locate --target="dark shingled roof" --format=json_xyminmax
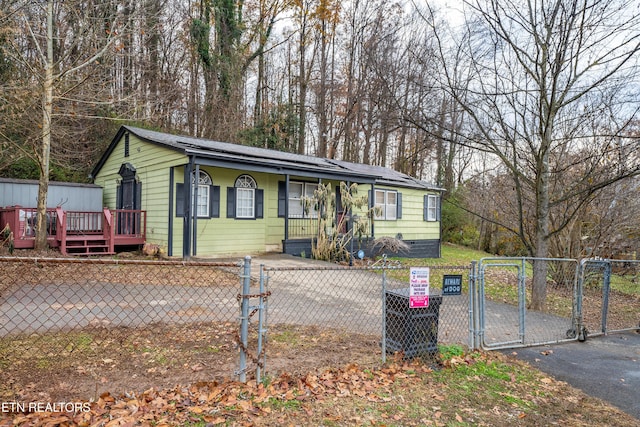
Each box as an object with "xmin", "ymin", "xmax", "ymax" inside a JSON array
[{"xmin": 92, "ymin": 126, "xmax": 442, "ymax": 191}]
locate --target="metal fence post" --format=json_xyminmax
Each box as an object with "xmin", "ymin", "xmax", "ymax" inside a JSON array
[
  {"xmin": 572, "ymin": 260, "xmax": 586, "ymax": 341},
  {"xmin": 256, "ymin": 264, "xmax": 267, "ymax": 383},
  {"xmin": 518, "ymin": 258, "xmax": 526, "ymax": 344},
  {"xmin": 239, "ymin": 255, "xmax": 251, "ymax": 383},
  {"xmin": 468, "ymin": 261, "xmax": 477, "ymax": 350},
  {"xmin": 601, "ymin": 260, "xmax": 612, "ymax": 334},
  {"xmin": 381, "ymin": 255, "xmax": 388, "ymax": 364}
]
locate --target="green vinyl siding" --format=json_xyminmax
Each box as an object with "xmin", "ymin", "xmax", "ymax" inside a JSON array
[
  {"xmin": 93, "ymin": 133, "xmax": 185, "ymax": 251},
  {"xmin": 372, "ymin": 187, "xmax": 439, "ymax": 240},
  {"xmin": 174, "ymin": 167, "xmax": 284, "ymax": 256}
]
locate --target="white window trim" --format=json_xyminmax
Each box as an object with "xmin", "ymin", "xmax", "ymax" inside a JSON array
[
  {"xmin": 427, "ymin": 194, "xmax": 439, "ymax": 221},
  {"xmin": 193, "ymin": 170, "xmax": 212, "ymax": 218},
  {"xmin": 374, "ymin": 189, "xmax": 398, "ymax": 221},
  {"xmin": 235, "ymin": 175, "xmax": 257, "ymax": 219},
  {"xmin": 289, "ymin": 181, "xmax": 319, "ymax": 219}
]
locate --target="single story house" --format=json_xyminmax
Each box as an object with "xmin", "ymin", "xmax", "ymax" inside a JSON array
[{"xmin": 90, "ymin": 126, "xmax": 443, "ymax": 259}]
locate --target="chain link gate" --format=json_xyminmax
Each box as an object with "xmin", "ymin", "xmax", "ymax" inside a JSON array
[
  {"xmin": 474, "ymin": 257, "xmax": 582, "ymax": 350},
  {"xmin": 236, "ymin": 259, "xmax": 474, "ymax": 382},
  {"xmin": 579, "ymin": 259, "xmax": 640, "ymax": 336}
]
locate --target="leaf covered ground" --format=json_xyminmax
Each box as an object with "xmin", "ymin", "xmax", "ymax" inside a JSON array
[{"xmin": 1, "ymin": 337, "xmax": 638, "ymax": 427}]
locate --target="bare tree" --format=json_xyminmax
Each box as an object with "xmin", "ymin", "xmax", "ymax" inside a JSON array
[
  {"xmin": 1, "ymin": 0, "xmax": 122, "ymax": 249},
  {"xmin": 434, "ymin": 0, "xmax": 640, "ymax": 310}
]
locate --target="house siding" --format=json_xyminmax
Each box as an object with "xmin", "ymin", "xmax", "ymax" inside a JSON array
[
  {"xmin": 173, "ymin": 167, "xmax": 286, "ymax": 257},
  {"xmin": 93, "ymin": 132, "xmax": 185, "ymax": 252},
  {"xmin": 92, "ymin": 127, "xmax": 442, "ymax": 259},
  {"xmin": 372, "ymin": 187, "xmax": 440, "ymax": 240}
]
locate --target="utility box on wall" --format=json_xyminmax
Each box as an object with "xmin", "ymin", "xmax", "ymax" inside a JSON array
[{"xmin": 385, "ymin": 288, "xmax": 442, "ymax": 358}]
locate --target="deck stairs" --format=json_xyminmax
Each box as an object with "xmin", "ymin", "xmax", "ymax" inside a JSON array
[{"xmin": 62, "ymin": 234, "xmax": 114, "ymax": 255}]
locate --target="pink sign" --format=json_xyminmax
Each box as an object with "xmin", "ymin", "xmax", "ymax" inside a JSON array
[
  {"xmin": 409, "ymin": 294, "xmax": 430, "ymax": 308},
  {"xmin": 409, "ymin": 267, "xmax": 430, "ymax": 308}
]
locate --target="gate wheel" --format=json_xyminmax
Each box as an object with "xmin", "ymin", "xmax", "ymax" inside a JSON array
[
  {"xmin": 578, "ymin": 327, "xmax": 588, "ymax": 342},
  {"xmin": 566, "ymin": 329, "xmax": 577, "ymax": 339}
]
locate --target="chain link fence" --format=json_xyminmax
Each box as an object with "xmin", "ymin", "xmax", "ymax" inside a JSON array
[
  {"xmin": 1, "ymin": 255, "xmax": 473, "ymax": 399},
  {"xmin": 2, "ymin": 253, "xmax": 636, "ymax": 400},
  {"xmin": 581, "ymin": 259, "xmax": 640, "ymax": 336},
  {"xmin": 0, "ymin": 257, "xmax": 244, "ymax": 401},
  {"xmin": 608, "ymin": 260, "xmax": 640, "ymax": 333},
  {"xmin": 250, "ymin": 263, "xmax": 472, "ymax": 377}
]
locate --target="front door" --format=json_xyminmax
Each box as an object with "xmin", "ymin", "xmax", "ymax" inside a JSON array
[{"xmin": 118, "ymin": 163, "xmax": 140, "ymax": 234}]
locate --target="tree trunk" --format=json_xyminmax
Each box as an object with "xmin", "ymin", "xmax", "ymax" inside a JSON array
[
  {"xmin": 531, "ymin": 147, "xmax": 551, "ymax": 311},
  {"xmin": 297, "ymin": 15, "xmax": 307, "ymax": 155},
  {"xmin": 316, "ymin": 19, "xmax": 328, "ymax": 158},
  {"xmin": 35, "ymin": 0, "xmax": 54, "ymax": 251}
]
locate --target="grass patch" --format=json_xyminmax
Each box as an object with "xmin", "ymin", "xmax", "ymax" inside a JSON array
[
  {"xmin": 611, "ymin": 275, "xmax": 640, "ymax": 296},
  {"xmin": 270, "ymin": 329, "xmax": 299, "ymax": 345},
  {"xmin": 438, "ymin": 343, "xmax": 465, "ymax": 360},
  {"xmin": 1, "ymin": 327, "xmax": 638, "ymax": 426},
  {"xmin": 262, "ymin": 396, "xmax": 304, "ymax": 411}
]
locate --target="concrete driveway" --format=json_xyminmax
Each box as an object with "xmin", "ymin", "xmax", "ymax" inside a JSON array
[{"xmin": 504, "ymin": 331, "xmax": 640, "ymax": 420}]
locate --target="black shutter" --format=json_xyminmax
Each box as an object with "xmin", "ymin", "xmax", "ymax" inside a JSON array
[
  {"xmin": 227, "ymin": 187, "xmax": 236, "ymax": 218},
  {"xmin": 277, "ymin": 181, "xmax": 286, "ymax": 217},
  {"xmin": 437, "ymin": 195, "xmax": 441, "ymax": 221},
  {"xmin": 396, "ymin": 192, "xmax": 402, "ymax": 219},
  {"xmin": 210, "ymin": 185, "xmax": 220, "ymax": 218},
  {"xmin": 176, "ymin": 183, "xmax": 184, "ymax": 217},
  {"xmin": 255, "ymin": 189, "xmax": 264, "ymax": 219},
  {"xmin": 423, "ymin": 195, "xmax": 428, "ymax": 221}
]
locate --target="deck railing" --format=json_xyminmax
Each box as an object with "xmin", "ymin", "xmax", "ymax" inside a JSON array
[
  {"xmin": 287, "ymin": 217, "xmax": 320, "ymax": 238},
  {"xmin": 1, "ymin": 206, "xmax": 145, "ymax": 251},
  {"xmin": 0, "ymin": 206, "xmax": 58, "ymax": 248},
  {"xmin": 286, "ymin": 215, "xmax": 372, "ymax": 239},
  {"xmin": 109, "ymin": 209, "xmax": 146, "ymax": 246}
]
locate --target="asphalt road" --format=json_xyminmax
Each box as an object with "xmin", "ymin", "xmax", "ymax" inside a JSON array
[{"xmin": 504, "ymin": 331, "xmax": 640, "ymax": 420}]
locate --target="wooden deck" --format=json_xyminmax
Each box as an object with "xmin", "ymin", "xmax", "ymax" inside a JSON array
[{"xmin": 0, "ymin": 206, "xmax": 146, "ymax": 255}]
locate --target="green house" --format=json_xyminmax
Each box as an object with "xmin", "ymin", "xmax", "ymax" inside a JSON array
[{"xmin": 91, "ymin": 126, "xmax": 443, "ymax": 259}]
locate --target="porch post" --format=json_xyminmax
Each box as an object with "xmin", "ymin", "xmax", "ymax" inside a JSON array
[
  {"xmin": 370, "ymin": 183, "xmax": 375, "ymax": 239},
  {"xmin": 168, "ymin": 167, "xmax": 174, "ymax": 257},
  {"xmin": 183, "ymin": 157, "xmax": 194, "ymax": 259},
  {"xmin": 348, "ymin": 180, "xmax": 353, "ymax": 266},
  {"xmin": 284, "ymin": 174, "xmax": 290, "ymax": 241},
  {"xmin": 193, "ymin": 164, "xmax": 199, "ymax": 256}
]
